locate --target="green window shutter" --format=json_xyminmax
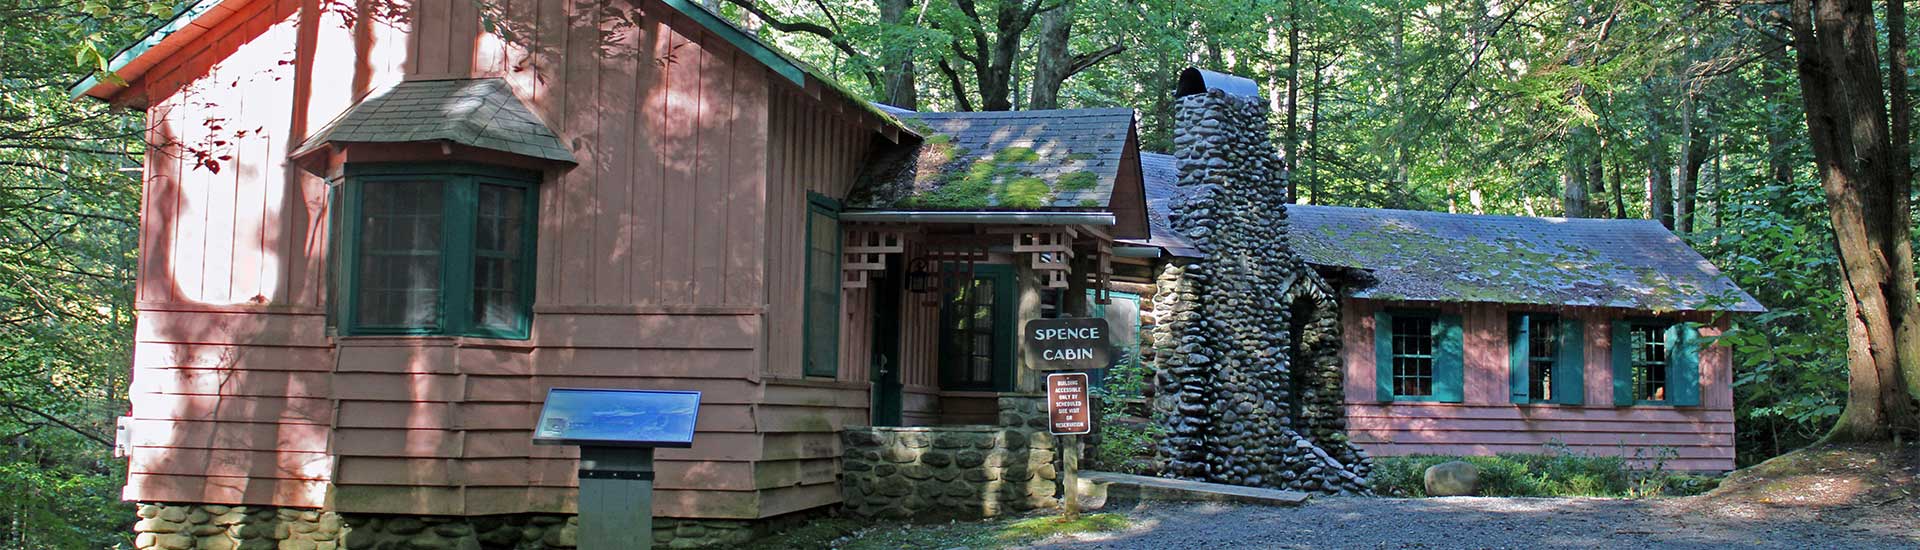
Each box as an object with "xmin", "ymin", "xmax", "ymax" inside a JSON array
[
  {"xmin": 1508, "ymin": 315, "xmax": 1531, "ymax": 404},
  {"xmin": 1553, "ymin": 319, "xmax": 1586, "ymax": 405},
  {"xmin": 1374, "ymin": 311, "xmax": 1394, "ymax": 402},
  {"xmin": 1611, "ymin": 321, "xmax": 1634, "ymax": 406},
  {"xmin": 1668, "ymin": 322, "xmax": 1702, "ymax": 406},
  {"xmin": 1432, "ymin": 313, "xmax": 1465, "ymax": 403}
]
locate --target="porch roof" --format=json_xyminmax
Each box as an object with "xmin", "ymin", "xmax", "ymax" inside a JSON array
[{"xmin": 847, "ymin": 107, "xmax": 1140, "ymax": 214}]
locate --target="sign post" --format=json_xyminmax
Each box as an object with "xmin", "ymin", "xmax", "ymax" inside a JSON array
[
  {"xmin": 534, "ymin": 388, "xmax": 702, "ymax": 549},
  {"xmin": 1024, "ymin": 317, "xmax": 1111, "ymax": 521}
]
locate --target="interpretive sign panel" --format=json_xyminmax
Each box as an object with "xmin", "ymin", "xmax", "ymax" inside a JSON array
[
  {"xmin": 1047, "ymin": 373, "xmax": 1092, "ymax": 435},
  {"xmin": 532, "ymin": 388, "xmax": 701, "ymax": 448},
  {"xmin": 1024, "ymin": 317, "xmax": 1113, "ymax": 371}
]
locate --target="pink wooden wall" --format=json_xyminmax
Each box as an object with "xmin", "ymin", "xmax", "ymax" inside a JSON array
[
  {"xmin": 119, "ymin": 0, "xmax": 884, "ymax": 519},
  {"xmin": 1340, "ymin": 299, "xmax": 1736, "ymax": 471}
]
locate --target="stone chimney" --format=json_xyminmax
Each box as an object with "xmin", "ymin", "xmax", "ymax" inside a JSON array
[{"xmin": 1147, "ymin": 67, "xmax": 1371, "ymax": 494}]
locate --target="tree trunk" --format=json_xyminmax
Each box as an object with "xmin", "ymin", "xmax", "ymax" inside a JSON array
[
  {"xmin": 878, "ymin": 0, "xmax": 917, "ymax": 109},
  {"xmin": 1586, "ymin": 151, "xmax": 1604, "ymax": 216},
  {"xmin": 1306, "ymin": 50, "xmax": 1325, "ymax": 205},
  {"xmin": 1562, "ymin": 138, "xmax": 1589, "ymax": 217},
  {"xmin": 1789, "ymin": 0, "xmax": 1920, "ymax": 441},
  {"xmin": 1284, "ymin": 0, "xmax": 1302, "ymax": 203},
  {"xmin": 1028, "ymin": 0, "xmax": 1074, "ymax": 110},
  {"xmin": 1675, "ymin": 93, "xmax": 1697, "ymax": 232},
  {"xmin": 1680, "ymin": 118, "xmax": 1710, "ymax": 233},
  {"xmin": 1609, "ymin": 154, "xmax": 1627, "ymax": 219},
  {"xmin": 1645, "ymin": 87, "xmax": 1674, "ymax": 228},
  {"xmin": 1765, "ymin": 45, "xmax": 1796, "ymax": 186}
]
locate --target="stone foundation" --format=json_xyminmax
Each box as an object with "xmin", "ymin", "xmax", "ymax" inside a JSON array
[
  {"xmin": 132, "ymin": 504, "xmax": 342, "ymax": 550},
  {"xmin": 133, "ymin": 503, "xmax": 769, "ymax": 549},
  {"xmin": 839, "ymin": 410, "xmax": 1061, "ymax": 519}
]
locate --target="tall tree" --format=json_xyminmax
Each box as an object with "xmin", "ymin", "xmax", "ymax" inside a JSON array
[{"xmin": 1787, "ymin": 0, "xmax": 1920, "ymax": 441}]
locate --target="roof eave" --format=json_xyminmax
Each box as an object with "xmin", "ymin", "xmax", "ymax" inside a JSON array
[{"xmin": 70, "ymin": 0, "xmax": 237, "ymax": 102}]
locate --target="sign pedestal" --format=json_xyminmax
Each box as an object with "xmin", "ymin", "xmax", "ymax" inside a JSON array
[
  {"xmin": 1046, "ymin": 372, "xmax": 1092, "ymax": 520},
  {"xmin": 533, "ymin": 388, "xmax": 702, "ymax": 550},
  {"xmin": 578, "ymin": 447, "xmax": 656, "ymax": 549}
]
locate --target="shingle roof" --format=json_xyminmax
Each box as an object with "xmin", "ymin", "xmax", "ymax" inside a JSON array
[
  {"xmin": 292, "ymin": 78, "xmax": 575, "ymax": 163},
  {"xmin": 847, "ymin": 108, "xmax": 1135, "ymax": 210},
  {"xmin": 1121, "ymin": 152, "xmax": 1202, "ymax": 257},
  {"xmin": 1287, "ymin": 205, "xmax": 1765, "ymax": 312}
]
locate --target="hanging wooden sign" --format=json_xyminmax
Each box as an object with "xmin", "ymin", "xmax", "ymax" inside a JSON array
[{"xmin": 1023, "ymin": 317, "xmax": 1113, "ymax": 371}]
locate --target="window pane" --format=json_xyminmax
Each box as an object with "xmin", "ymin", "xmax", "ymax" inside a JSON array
[
  {"xmin": 804, "ymin": 207, "xmax": 839, "ymax": 376},
  {"xmin": 472, "ymin": 184, "xmax": 528, "ymax": 331},
  {"xmin": 1631, "ymin": 324, "xmax": 1670, "ymax": 401},
  {"xmin": 942, "ymin": 273, "xmax": 1003, "ymax": 387},
  {"xmin": 357, "ymin": 182, "xmax": 443, "ymax": 329},
  {"xmin": 1391, "ymin": 316, "xmax": 1434, "ymax": 397},
  {"xmin": 1528, "ymin": 317, "xmax": 1558, "ymax": 401}
]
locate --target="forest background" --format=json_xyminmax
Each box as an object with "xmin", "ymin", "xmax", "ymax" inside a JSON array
[{"xmin": 0, "ymin": 0, "xmax": 1884, "ymax": 546}]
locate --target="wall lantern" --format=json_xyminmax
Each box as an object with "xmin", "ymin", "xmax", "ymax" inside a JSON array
[{"xmin": 906, "ymin": 257, "xmax": 940, "ymax": 294}]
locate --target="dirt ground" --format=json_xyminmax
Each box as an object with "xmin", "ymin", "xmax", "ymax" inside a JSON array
[{"xmin": 1023, "ymin": 443, "xmax": 1918, "ymax": 549}]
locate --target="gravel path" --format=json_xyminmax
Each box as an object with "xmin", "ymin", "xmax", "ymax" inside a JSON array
[{"xmin": 1024, "ymin": 497, "xmax": 1919, "ymax": 549}]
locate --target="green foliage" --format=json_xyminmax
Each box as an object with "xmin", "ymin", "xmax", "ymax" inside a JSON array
[
  {"xmin": 3, "ymin": 1, "xmax": 162, "ymax": 547},
  {"xmin": 1370, "ymin": 446, "xmax": 1719, "ymax": 498},
  {"xmin": 1091, "ymin": 347, "xmax": 1161, "ymax": 473}
]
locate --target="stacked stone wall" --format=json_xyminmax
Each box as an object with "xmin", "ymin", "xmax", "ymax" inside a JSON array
[
  {"xmin": 131, "ymin": 504, "xmax": 341, "ymax": 550},
  {"xmin": 840, "ymin": 398, "xmax": 1061, "ymax": 519},
  {"xmin": 133, "ymin": 503, "xmax": 769, "ymax": 549},
  {"xmin": 1146, "ymin": 88, "xmax": 1371, "ymax": 494}
]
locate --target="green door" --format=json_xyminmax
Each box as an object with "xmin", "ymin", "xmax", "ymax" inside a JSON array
[{"xmin": 869, "ymin": 256, "xmax": 904, "ymax": 426}]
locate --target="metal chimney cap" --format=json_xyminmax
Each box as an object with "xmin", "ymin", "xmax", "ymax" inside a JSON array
[{"xmin": 1174, "ymin": 67, "xmax": 1261, "ymax": 99}]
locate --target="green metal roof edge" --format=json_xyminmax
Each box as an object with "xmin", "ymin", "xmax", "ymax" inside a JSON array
[
  {"xmin": 658, "ymin": 0, "xmax": 914, "ymax": 138},
  {"xmin": 657, "ymin": 0, "xmax": 805, "ymax": 85},
  {"xmin": 68, "ymin": 0, "xmax": 230, "ymax": 99}
]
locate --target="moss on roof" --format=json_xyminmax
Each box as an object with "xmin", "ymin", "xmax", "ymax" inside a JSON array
[{"xmin": 1288, "ymin": 205, "xmax": 1765, "ymax": 312}]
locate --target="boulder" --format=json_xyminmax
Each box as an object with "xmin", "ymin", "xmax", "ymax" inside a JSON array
[{"xmin": 1423, "ymin": 461, "xmax": 1480, "ymax": 496}]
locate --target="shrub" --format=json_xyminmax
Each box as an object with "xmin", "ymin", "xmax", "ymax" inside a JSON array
[{"xmin": 1370, "ymin": 445, "xmax": 1717, "ymax": 498}]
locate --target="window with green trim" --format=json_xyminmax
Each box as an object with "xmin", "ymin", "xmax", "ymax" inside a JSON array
[
  {"xmin": 940, "ymin": 265, "xmax": 1015, "ymax": 391},
  {"xmin": 1374, "ymin": 309, "xmax": 1464, "ymax": 403},
  {"xmin": 1610, "ymin": 320, "xmax": 1702, "ymax": 407},
  {"xmin": 1629, "ymin": 323, "xmax": 1669, "ymax": 401},
  {"xmin": 802, "ymin": 194, "xmax": 841, "ymax": 377},
  {"xmin": 1509, "ymin": 313, "xmax": 1584, "ymax": 405},
  {"xmin": 1389, "ymin": 315, "xmax": 1436, "ymax": 398},
  {"xmin": 336, "ymin": 164, "xmax": 538, "ymax": 339}
]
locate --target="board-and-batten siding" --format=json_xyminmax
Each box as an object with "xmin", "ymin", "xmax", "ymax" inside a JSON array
[
  {"xmin": 1340, "ymin": 299, "xmax": 1736, "ymax": 471},
  {"xmin": 125, "ymin": 0, "xmax": 348, "ymax": 508},
  {"xmin": 124, "ymin": 0, "xmax": 884, "ymax": 519},
  {"xmin": 760, "ymin": 81, "xmax": 882, "ymax": 514}
]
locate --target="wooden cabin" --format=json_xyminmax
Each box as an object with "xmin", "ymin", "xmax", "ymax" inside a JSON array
[
  {"xmin": 1135, "ymin": 156, "xmax": 1762, "ymax": 472},
  {"xmin": 78, "ymin": 0, "xmax": 1148, "ymax": 544}
]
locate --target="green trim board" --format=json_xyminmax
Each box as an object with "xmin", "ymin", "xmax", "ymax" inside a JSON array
[
  {"xmin": 336, "ymin": 162, "xmax": 539, "ymax": 339},
  {"xmin": 1507, "ymin": 313, "xmax": 1584, "ymax": 405},
  {"xmin": 68, "ymin": 0, "xmax": 229, "ymax": 98},
  {"xmin": 802, "ymin": 192, "xmax": 842, "ymax": 377},
  {"xmin": 1374, "ymin": 309, "xmax": 1463, "ymax": 403},
  {"xmin": 938, "ymin": 263, "xmax": 1017, "ymax": 392},
  {"xmin": 657, "ymin": 0, "xmax": 914, "ymax": 137}
]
